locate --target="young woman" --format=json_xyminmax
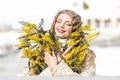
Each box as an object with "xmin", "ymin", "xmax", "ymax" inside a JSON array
[{"xmin": 36, "ymin": 9, "xmax": 96, "ymax": 76}]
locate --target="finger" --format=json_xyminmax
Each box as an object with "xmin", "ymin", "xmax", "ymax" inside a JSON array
[
  {"xmin": 62, "ymin": 46, "xmax": 72, "ymax": 56},
  {"xmin": 44, "ymin": 51, "xmax": 47, "ymax": 55},
  {"xmin": 44, "ymin": 52, "xmax": 46, "ymax": 58},
  {"xmin": 44, "ymin": 51, "xmax": 50, "ymax": 60},
  {"xmin": 59, "ymin": 54, "xmax": 64, "ymax": 60},
  {"xmin": 57, "ymin": 55, "xmax": 61, "ymax": 62},
  {"xmin": 52, "ymin": 51, "xmax": 57, "ymax": 58},
  {"xmin": 44, "ymin": 52, "xmax": 50, "ymax": 64},
  {"xmin": 44, "ymin": 59, "xmax": 47, "ymax": 64},
  {"xmin": 44, "ymin": 51, "xmax": 50, "ymax": 56},
  {"xmin": 44, "ymin": 52, "xmax": 47, "ymax": 61},
  {"xmin": 60, "ymin": 48, "xmax": 63, "ymax": 52}
]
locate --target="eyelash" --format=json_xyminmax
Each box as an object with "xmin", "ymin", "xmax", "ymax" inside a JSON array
[
  {"xmin": 56, "ymin": 20, "xmax": 61, "ymax": 23},
  {"xmin": 56, "ymin": 20, "xmax": 72, "ymax": 26}
]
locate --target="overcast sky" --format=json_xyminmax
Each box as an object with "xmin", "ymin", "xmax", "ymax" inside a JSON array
[{"xmin": 0, "ymin": 0, "xmax": 120, "ymax": 29}]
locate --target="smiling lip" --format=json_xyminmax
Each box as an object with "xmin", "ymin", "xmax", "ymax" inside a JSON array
[{"xmin": 57, "ymin": 29, "xmax": 65, "ymax": 33}]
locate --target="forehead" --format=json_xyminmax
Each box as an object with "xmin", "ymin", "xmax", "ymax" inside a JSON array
[{"xmin": 57, "ymin": 13, "xmax": 72, "ymax": 21}]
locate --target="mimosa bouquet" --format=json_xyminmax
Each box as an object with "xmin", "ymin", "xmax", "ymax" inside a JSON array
[{"xmin": 16, "ymin": 18, "xmax": 99, "ymax": 75}]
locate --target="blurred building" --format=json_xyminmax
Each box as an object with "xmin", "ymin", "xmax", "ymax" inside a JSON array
[{"xmin": 76, "ymin": 0, "xmax": 120, "ymax": 47}]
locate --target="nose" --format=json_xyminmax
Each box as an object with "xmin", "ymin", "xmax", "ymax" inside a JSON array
[{"xmin": 59, "ymin": 23, "xmax": 65, "ymax": 28}]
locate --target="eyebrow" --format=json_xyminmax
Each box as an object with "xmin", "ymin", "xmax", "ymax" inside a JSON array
[{"xmin": 56, "ymin": 18, "xmax": 72, "ymax": 23}]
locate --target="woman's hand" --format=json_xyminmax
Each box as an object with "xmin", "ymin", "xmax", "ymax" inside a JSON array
[
  {"xmin": 44, "ymin": 46, "xmax": 72, "ymax": 70},
  {"xmin": 62, "ymin": 46, "xmax": 72, "ymax": 57},
  {"xmin": 58, "ymin": 46, "xmax": 72, "ymax": 62},
  {"xmin": 44, "ymin": 51, "xmax": 58, "ymax": 70}
]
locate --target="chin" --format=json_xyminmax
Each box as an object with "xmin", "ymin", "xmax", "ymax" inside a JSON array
[
  {"xmin": 57, "ymin": 35, "xmax": 67, "ymax": 39},
  {"xmin": 56, "ymin": 32, "xmax": 67, "ymax": 39}
]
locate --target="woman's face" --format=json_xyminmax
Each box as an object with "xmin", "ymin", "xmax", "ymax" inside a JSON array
[{"xmin": 54, "ymin": 13, "xmax": 73, "ymax": 39}]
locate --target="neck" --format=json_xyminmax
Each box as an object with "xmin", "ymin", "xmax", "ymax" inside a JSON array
[{"xmin": 59, "ymin": 38, "xmax": 67, "ymax": 47}]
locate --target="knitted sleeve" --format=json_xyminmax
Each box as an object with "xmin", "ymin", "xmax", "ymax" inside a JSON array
[
  {"xmin": 80, "ymin": 49, "xmax": 96, "ymax": 76},
  {"xmin": 39, "ymin": 60, "xmax": 80, "ymax": 77},
  {"xmin": 39, "ymin": 49, "xmax": 96, "ymax": 77}
]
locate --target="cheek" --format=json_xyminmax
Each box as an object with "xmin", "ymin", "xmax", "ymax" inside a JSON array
[
  {"xmin": 54, "ymin": 26, "xmax": 57, "ymax": 32},
  {"xmin": 66, "ymin": 28, "xmax": 73, "ymax": 33},
  {"xmin": 54, "ymin": 24, "xmax": 57, "ymax": 30}
]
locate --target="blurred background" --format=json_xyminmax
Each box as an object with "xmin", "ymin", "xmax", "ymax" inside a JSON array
[{"xmin": 0, "ymin": 0, "xmax": 120, "ymax": 76}]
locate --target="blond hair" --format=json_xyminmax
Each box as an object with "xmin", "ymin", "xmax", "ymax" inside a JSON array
[{"xmin": 50, "ymin": 9, "xmax": 82, "ymax": 32}]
